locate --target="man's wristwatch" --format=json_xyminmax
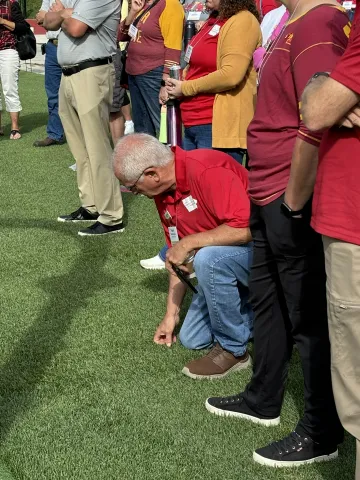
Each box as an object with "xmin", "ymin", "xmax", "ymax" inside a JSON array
[
  {"xmin": 306, "ymin": 71, "xmax": 330, "ymax": 87},
  {"xmin": 281, "ymin": 201, "xmax": 304, "ymax": 218}
]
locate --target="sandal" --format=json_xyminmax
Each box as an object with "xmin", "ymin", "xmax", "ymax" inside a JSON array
[{"xmin": 10, "ymin": 129, "xmax": 21, "ymax": 140}]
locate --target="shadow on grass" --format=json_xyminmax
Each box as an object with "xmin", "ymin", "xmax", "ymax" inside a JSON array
[
  {"xmin": 286, "ymin": 348, "xmax": 305, "ymax": 419},
  {"xmin": 0, "ymin": 219, "xmax": 120, "ymax": 443},
  {"xmin": 140, "ymin": 271, "xmax": 168, "ymax": 293},
  {"xmin": 121, "ymin": 190, "xmax": 137, "ymax": 227},
  {"xmin": 20, "ymin": 112, "xmax": 49, "ymax": 134}
]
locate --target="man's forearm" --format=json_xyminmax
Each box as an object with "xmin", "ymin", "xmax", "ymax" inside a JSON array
[
  {"xmin": 182, "ymin": 224, "xmax": 251, "ymax": 252},
  {"xmin": 43, "ymin": 11, "xmax": 63, "ymax": 30},
  {"xmin": 302, "ymin": 76, "xmax": 360, "ymax": 131},
  {"xmin": 166, "ymin": 273, "xmax": 187, "ymax": 315},
  {"xmin": 284, "ymin": 138, "xmax": 318, "ymax": 211}
]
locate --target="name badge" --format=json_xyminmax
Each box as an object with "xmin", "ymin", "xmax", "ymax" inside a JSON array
[
  {"xmin": 168, "ymin": 226, "xmax": 179, "ymax": 245},
  {"xmin": 184, "ymin": 45, "xmax": 193, "ymax": 64},
  {"xmin": 182, "ymin": 195, "xmax": 198, "ymax": 212},
  {"xmin": 209, "ymin": 24, "xmax": 220, "ymax": 36},
  {"xmin": 187, "ymin": 11, "xmax": 201, "ymax": 20},
  {"xmin": 129, "ymin": 24, "xmax": 138, "ymax": 39}
]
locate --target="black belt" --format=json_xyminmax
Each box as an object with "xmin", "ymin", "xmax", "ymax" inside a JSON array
[
  {"xmin": 62, "ymin": 57, "xmax": 113, "ymax": 77},
  {"xmin": 48, "ymin": 39, "xmax": 58, "ymax": 46}
]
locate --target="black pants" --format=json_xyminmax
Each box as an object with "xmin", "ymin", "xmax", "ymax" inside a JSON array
[{"xmin": 242, "ymin": 195, "xmax": 343, "ymax": 443}]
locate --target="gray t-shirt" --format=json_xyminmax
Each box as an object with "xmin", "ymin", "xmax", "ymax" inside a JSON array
[{"xmin": 57, "ymin": 0, "xmax": 120, "ymax": 67}]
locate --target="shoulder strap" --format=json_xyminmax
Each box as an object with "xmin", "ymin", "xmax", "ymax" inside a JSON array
[
  {"xmin": 124, "ymin": 0, "xmax": 162, "ymax": 52},
  {"xmin": 133, "ymin": 0, "xmax": 162, "ymax": 27}
]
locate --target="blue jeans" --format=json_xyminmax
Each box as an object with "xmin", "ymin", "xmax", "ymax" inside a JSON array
[
  {"xmin": 183, "ymin": 124, "xmax": 212, "ymax": 150},
  {"xmin": 45, "ymin": 41, "xmax": 64, "ymax": 141},
  {"xmin": 179, "ymin": 245, "xmax": 254, "ymax": 356},
  {"xmin": 128, "ymin": 66, "xmax": 162, "ymax": 137}
]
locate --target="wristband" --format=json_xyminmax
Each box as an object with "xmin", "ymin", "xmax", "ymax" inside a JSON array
[
  {"xmin": 306, "ymin": 71, "xmax": 330, "ymax": 87},
  {"xmin": 161, "ymin": 80, "xmax": 166, "ymax": 87}
]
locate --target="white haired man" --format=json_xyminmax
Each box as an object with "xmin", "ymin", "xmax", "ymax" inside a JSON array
[{"xmin": 113, "ymin": 133, "xmax": 253, "ymax": 379}]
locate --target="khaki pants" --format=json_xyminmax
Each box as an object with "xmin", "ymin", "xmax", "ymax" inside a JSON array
[
  {"xmin": 323, "ymin": 236, "xmax": 360, "ymax": 479},
  {"xmin": 59, "ymin": 63, "xmax": 123, "ymax": 226}
]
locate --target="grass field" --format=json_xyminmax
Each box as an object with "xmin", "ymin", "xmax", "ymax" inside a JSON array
[{"xmin": 0, "ymin": 72, "xmax": 356, "ymax": 480}]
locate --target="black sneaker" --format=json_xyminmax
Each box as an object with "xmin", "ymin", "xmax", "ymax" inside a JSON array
[
  {"xmin": 253, "ymin": 431, "xmax": 338, "ymax": 467},
  {"xmin": 57, "ymin": 207, "xmax": 99, "ymax": 223},
  {"xmin": 78, "ymin": 221, "xmax": 125, "ymax": 237},
  {"xmin": 205, "ymin": 394, "xmax": 280, "ymax": 426}
]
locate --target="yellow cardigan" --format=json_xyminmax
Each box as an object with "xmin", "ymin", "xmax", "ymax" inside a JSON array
[{"xmin": 181, "ymin": 11, "xmax": 261, "ymax": 149}]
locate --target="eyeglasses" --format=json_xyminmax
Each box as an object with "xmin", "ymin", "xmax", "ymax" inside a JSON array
[{"xmin": 127, "ymin": 171, "xmax": 144, "ymax": 194}]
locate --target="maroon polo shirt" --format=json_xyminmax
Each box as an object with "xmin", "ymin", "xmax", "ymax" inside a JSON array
[
  {"xmin": 154, "ymin": 147, "xmax": 250, "ymax": 247},
  {"xmin": 247, "ymin": 5, "xmax": 349, "ymax": 205}
]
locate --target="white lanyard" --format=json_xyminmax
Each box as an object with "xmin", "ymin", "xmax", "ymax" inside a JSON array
[
  {"xmin": 184, "ymin": 18, "xmax": 221, "ymax": 64},
  {"xmin": 166, "ymin": 195, "xmax": 198, "ymax": 245},
  {"xmin": 258, "ymin": 0, "xmax": 300, "ymax": 85}
]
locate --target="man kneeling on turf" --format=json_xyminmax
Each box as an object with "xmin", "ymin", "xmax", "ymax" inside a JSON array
[{"xmin": 113, "ymin": 133, "xmax": 253, "ymax": 379}]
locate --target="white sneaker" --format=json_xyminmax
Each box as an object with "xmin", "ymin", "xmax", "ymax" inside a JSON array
[
  {"xmin": 124, "ymin": 120, "xmax": 134, "ymax": 135},
  {"xmin": 140, "ymin": 254, "xmax": 166, "ymax": 270}
]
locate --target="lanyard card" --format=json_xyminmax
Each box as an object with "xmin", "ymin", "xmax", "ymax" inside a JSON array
[
  {"xmin": 187, "ymin": 11, "xmax": 201, "ymax": 20},
  {"xmin": 129, "ymin": 24, "xmax": 138, "ymax": 39},
  {"xmin": 184, "ymin": 45, "xmax": 193, "ymax": 64},
  {"xmin": 168, "ymin": 226, "xmax": 179, "ymax": 245}
]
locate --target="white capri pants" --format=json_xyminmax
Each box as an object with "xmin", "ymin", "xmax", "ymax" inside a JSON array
[{"xmin": 0, "ymin": 48, "xmax": 22, "ymax": 113}]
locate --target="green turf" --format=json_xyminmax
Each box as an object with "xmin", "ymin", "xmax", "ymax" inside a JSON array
[{"xmin": 0, "ymin": 72, "xmax": 355, "ymax": 480}]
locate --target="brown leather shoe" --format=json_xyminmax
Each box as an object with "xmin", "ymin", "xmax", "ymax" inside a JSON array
[
  {"xmin": 33, "ymin": 137, "xmax": 65, "ymax": 147},
  {"xmin": 182, "ymin": 344, "xmax": 252, "ymax": 380}
]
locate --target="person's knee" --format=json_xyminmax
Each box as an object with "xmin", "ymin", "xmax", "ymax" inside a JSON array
[
  {"xmin": 179, "ymin": 328, "xmax": 198, "ymax": 350},
  {"xmin": 193, "ymin": 247, "xmax": 219, "ymax": 283},
  {"xmin": 179, "ymin": 326, "xmax": 211, "ymax": 350}
]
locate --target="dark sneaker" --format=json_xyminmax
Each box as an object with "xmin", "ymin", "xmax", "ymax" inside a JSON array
[
  {"xmin": 182, "ymin": 344, "xmax": 252, "ymax": 380},
  {"xmin": 205, "ymin": 394, "xmax": 280, "ymax": 426},
  {"xmin": 78, "ymin": 221, "xmax": 125, "ymax": 237},
  {"xmin": 33, "ymin": 137, "xmax": 66, "ymax": 147},
  {"xmin": 57, "ymin": 207, "xmax": 99, "ymax": 223},
  {"xmin": 253, "ymin": 431, "xmax": 338, "ymax": 467}
]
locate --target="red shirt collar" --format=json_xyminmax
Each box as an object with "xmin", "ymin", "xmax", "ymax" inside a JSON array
[
  {"xmin": 173, "ymin": 146, "xmax": 190, "ymax": 196},
  {"xmin": 157, "ymin": 146, "xmax": 190, "ymax": 205}
]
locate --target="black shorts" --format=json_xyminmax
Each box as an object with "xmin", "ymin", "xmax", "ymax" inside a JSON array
[{"xmin": 111, "ymin": 49, "xmax": 130, "ymax": 113}]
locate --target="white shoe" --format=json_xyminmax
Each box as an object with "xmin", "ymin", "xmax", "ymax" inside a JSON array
[
  {"xmin": 140, "ymin": 254, "xmax": 166, "ymax": 270},
  {"xmin": 124, "ymin": 120, "xmax": 134, "ymax": 135}
]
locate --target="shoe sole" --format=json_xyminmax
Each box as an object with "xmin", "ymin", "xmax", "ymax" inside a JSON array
[
  {"xmin": 205, "ymin": 399, "xmax": 280, "ymax": 427},
  {"xmin": 57, "ymin": 217, "xmax": 98, "ymax": 223},
  {"xmin": 182, "ymin": 355, "xmax": 252, "ymax": 380},
  {"xmin": 253, "ymin": 450, "xmax": 338, "ymax": 468},
  {"xmin": 78, "ymin": 227, "xmax": 125, "ymax": 237},
  {"xmin": 139, "ymin": 264, "xmax": 166, "ymax": 270}
]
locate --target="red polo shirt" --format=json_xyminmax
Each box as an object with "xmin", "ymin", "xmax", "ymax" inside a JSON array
[
  {"xmin": 154, "ymin": 147, "xmax": 250, "ymax": 247},
  {"xmin": 180, "ymin": 15, "xmax": 226, "ymax": 127},
  {"xmin": 312, "ymin": 1, "xmax": 360, "ymax": 245}
]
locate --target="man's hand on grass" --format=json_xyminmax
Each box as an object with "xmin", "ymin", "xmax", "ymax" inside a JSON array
[{"xmin": 153, "ymin": 313, "xmax": 179, "ymax": 347}]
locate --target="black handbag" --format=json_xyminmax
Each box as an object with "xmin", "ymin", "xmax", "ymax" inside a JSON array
[
  {"xmin": 7, "ymin": 1, "xmax": 36, "ymax": 60},
  {"xmin": 120, "ymin": 0, "xmax": 161, "ymax": 89},
  {"xmin": 16, "ymin": 26, "xmax": 37, "ymax": 60}
]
